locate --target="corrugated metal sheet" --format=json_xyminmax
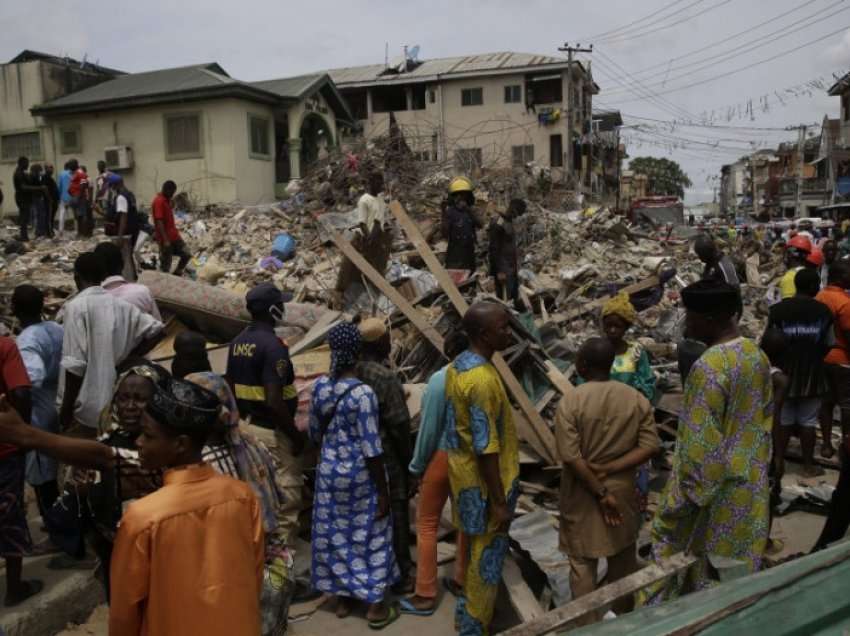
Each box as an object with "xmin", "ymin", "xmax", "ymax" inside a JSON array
[
  {"xmin": 251, "ymin": 73, "xmax": 325, "ymax": 99},
  {"xmin": 38, "ymin": 63, "xmax": 234, "ymax": 108},
  {"xmin": 326, "ymin": 51, "xmax": 569, "ymax": 87}
]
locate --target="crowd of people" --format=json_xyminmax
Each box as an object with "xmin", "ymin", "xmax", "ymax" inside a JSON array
[
  {"xmin": 6, "ymin": 155, "xmax": 192, "ymax": 278},
  {"xmin": 1, "ymin": 170, "xmax": 850, "ymax": 636}
]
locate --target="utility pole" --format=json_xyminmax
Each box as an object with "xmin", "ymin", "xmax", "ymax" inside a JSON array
[
  {"xmin": 751, "ymin": 152, "xmax": 758, "ymax": 219},
  {"xmin": 559, "ymin": 42, "xmax": 593, "ymax": 190},
  {"xmin": 795, "ymin": 124, "xmax": 807, "ymax": 218}
]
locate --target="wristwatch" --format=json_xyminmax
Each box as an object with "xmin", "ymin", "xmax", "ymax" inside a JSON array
[{"xmin": 595, "ymin": 486, "xmax": 609, "ymax": 501}]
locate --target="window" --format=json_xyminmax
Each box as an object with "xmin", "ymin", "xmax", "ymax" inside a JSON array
[
  {"xmin": 455, "ymin": 148, "xmax": 483, "ymax": 170},
  {"xmin": 412, "ymin": 85, "xmax": 426, "ymax": 111},
  {"xmin": 504, "ymin": 85, "xmax": 522, "ymax": 104},
  {"xmin": 512, "ymin": 145, "xmax": 534, "ymax": 167},
  {"xmin": 532, "ymin": 77, "xmax": 563, "ymax": 104},
  {"xmin": 550, "ymin": 134, "xmax": 563, "ymax": 168},
  {"xmin": 428, "ymin": 90, "xmax": 436, "ymax": 104},
  {"xmin": 344, "ymin": 89, "xmax": 368, "ymax": 120},
  {"xmin": 372, "ymin": 86, "xmax": 407, "ymax": 113},
  {"xmin": 59, "ymin": 126, "xmax": 81, "ymax": 153},
  {"xmin": 1, "ymin": 131, "xmax": 42, "ymax": 161},
  {"xmin": 844, "ymin": 94, "xmax": 850, "ymax": 122},
  {"xmin": 248, "ymin": 115, "xmax": 270, "ymax": 158},
  {"xmin": 461, "ymin": 88, "xmax": 483, "ymax": 107},
  {"xmin": 164, "ymin": 113, "xmax": 201, "ymax": 159}
]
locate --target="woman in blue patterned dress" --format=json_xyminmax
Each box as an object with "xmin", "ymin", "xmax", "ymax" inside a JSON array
[{"xmin": 308, "ymin": 322, "xmax": 400, "ymax": 629}]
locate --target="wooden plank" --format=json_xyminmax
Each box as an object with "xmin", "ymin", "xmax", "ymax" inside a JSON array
[
  {"xmin": 324, "ymin": 226, "xmax": 445, "ymax": 353},
  {"xmin": 549, "ymin": 275, "xmax": 661, "ymax": 325},
  {"xmin": 289, "ymin": 310, "xmax": 342, "ymax": 356},
  {"xmin": 502, "ymin": 555, "xmax": 546, "ymax": 624},
  {"xmin": 388, "ymin": 200, "xmax": 558, "ymax": 465},
  {"xmin": 502, "ymin": 553, "xmax": 697, "ymax": 636},
  {"xmin": 544, "ymin": 361, "xmax": 575, "ymax": 400}
]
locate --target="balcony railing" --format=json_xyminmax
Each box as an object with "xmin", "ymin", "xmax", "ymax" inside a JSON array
[{"xmin": 778, "ymin": 178, "xmax": 829, "ymax": 196}]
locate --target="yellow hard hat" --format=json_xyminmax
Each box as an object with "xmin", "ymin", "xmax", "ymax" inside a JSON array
[{"xmin": 448, "ymin": 176, "xmax": 473, "ymax": 194}]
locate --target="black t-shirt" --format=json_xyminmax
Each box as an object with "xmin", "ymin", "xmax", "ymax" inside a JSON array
[
  {"xmin": 13, "ymin": 168, "xmax": 31, "ymax": 210},
  {"xmin": 767, "ymin": 296, "xmax": 834, "ymax": 398},
  {"xmin": 225, "ymin": 322, "xmax": 297, "ymax": 428}
]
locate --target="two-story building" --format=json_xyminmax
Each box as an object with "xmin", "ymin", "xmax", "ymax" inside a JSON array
[
  {"xmin": 324, "ymin": 50, "xmax": 600, "ymax": 189},
  {"xmin": 0, "ymin": 50, "xmax": 353, "ymax": 212}
]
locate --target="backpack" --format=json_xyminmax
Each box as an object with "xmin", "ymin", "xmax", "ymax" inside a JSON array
[{"xmin": 105, "ymin": 190, "xmax": 139, "ymax": 236}]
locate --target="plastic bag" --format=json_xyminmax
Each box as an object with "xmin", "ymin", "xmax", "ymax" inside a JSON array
[{"xmin": 271, "ymin": 233, "xmax": 297, "ymax": 261}]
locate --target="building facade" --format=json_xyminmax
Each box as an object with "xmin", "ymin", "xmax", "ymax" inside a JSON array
[
  {"xmin": 325, "ymin": 51, "xmax": 602, "ymax": 190},
  {"xmin": 1, "ymin": 52, "xmax": 352, "ymax": 213}
]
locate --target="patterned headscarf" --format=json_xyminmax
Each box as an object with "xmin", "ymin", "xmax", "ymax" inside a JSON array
[
  {"xmin": 328, "ymin": 322, "xmax": 362, "ymax": 377},
  {"xmin": 601, "ymin": 292, "xmax": 638, "ymax": 325},
  {"xmin": 98, "ymin": 363, "xmax": 165, "ymax": 436}
]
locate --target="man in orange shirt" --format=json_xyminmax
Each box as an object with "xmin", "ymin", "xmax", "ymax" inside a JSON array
[
  {"xmin": 816, "ymin": 261, "xmax": 850, "ymax": 459},
  {"xmin": 109, "ymin": 376, "xmax": 264, "ymax": 636},
  {"xmin": 151, "ymin": 180, "xmax": 191, "ymax": 277}
]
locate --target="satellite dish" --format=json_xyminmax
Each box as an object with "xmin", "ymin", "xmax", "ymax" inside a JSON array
[{"xmin": 408, "ymin": 45, "xmax": 420, "ymax": 61}]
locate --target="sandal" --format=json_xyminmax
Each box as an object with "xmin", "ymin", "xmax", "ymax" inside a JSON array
[
  {"xmin": 399, "ymin": 597, "xmax": 436, "ymax": 616},
  {"xmin": 369, "ymin": 604, "xmax": 401, "ymax": 630}
]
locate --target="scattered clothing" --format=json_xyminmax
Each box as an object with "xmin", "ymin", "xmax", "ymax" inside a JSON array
[
  {"xmin": 109, "ymin": 463, "xmax": 265, "ymax": 636},
  {"xmin": 308, "ymin": 376, "xmax": 400, "ymax": 602}
]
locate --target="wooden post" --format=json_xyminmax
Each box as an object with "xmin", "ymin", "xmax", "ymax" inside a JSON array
[
  {"xmin": 388, "ymin": 200, "xmax": 558, "ymax": 465},
  {"xmin": 500, "ymin": 553, "xmax": 697, "ymax": 636}
]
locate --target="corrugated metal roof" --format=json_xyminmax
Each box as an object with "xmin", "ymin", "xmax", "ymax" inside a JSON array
[
  {"xmin": 251, "ymin": 73, "xmax": 325, "ymax": 99},
  {"xmin": 7, "ymin": 49, "xmax": 124, "ymax": 76},
  {"xmin": 326, "ymin": 51, "xmax": 571, "ymax": 87},
  {"xmin": 37, "ymin": 63, "xmax": 236, "ymax": 109}
]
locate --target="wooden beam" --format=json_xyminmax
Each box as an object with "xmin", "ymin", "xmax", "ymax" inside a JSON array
[
  {"xmin": 502, "ymin": 555, "xmax": 546, "ymax": 623},
  {"xmin": 388, "ymin": 200, "xmax": 558, "ymax": 465},
  {"xmin": 324, "ymin": 226, "xmax": 445, "ymax": 352},
  {"xmin": 549, "ymin": 276, "xmax": 661, "ymax": 325},
  {"xmin": 289, "ymin": 310, "xmax": 342, "ymax": 356},
  {"xmin": 501, "ymin": 553, "xmax": 697, "ymax": 636}
]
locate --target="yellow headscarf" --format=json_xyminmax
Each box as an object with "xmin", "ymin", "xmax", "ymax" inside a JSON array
[{"xmin": 601, "ymin": 292, "xmax": 637, "ymax": 325}]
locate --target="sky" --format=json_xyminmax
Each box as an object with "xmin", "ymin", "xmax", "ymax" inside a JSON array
[{"xmin": 3, "ymin": 0, "xmax": 850, "ymax": 203}]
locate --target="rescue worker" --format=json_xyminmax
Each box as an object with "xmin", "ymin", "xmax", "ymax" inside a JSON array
[
  {"xmin": 225, "ymin": 283, "xmax": 304, "ymax": 545},
  {"xmin": 488, "ymin": 199, "xmax": 525, "ymax": 306},
  {"xmin": 779, "ymin": 235, "xmax": 813, "ymax": 300},
  {"xmin": 442, "ymin": 176, "xmax": 482, "ymax": 281}
]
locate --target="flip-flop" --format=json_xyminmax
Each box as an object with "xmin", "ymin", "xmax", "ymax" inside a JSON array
[
  {"xmin": 369, "ymin": 604, "xmax": 401, "ymax": 630},
  {"xmin": 399, "ymin": 597, "xmax": 436, "ymax": 616}
]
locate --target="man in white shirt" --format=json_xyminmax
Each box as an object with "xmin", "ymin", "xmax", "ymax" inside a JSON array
[
  {"xmin": 93, "ymin": 242, "xmax": 162, "ymax": 320},
  {"xmin": 58, "ymin": 253, "xmax": 163, "ymax": 435}
]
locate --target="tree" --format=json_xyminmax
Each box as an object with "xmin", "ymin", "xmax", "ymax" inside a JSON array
[{"xmin": 629, "ymin": 156, "xmax": 692, "ymax": 199}]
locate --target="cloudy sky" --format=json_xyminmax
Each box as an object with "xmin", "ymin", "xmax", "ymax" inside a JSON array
[{"xmin": 4, "ymin": 0, "xmax": 850, "ymax": 203}]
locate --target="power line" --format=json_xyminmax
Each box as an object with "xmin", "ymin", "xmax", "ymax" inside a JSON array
[
  {"xmin": 603, "ymin": 3, "xmax": 850, "ymax": 93},
  {"xmin": 606, "ymin": 23, "xmax": 850, "ymax": 100},
  {"xmin": 599, "ymin": 0, "xmax": 736, "ymax": 45},
  {"xmin": 624, "ymin": 0, "xmax": 823, "ymax": 76},
  {"xmin": 583, "ymin": 0, "xmax": 695, "ymax": 41}
]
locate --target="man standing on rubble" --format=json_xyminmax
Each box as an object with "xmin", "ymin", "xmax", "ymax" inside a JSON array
[
  {"xmin": 442, "ymin": 177, "xmax": 482, "ymax": 282},
  {"xmin": 767, "ymin": 268, "xmax": 833, "ymax": 478},
  {"xmin": 152, "ymin": 180, "xmax": 191, "ymax": 277},
  {"xmin": 556, "ymin": 337, "xmax": 659, "ymax": 625},
  {"xmin": 356, "ymin": 317, "xmax": 414, "ymax": 592},
  {"xmin": 640, "ymin": 280, "xmax": 772, "ymax": 605},
  {"xmin": 226, "ymin": 283, "xmax": 303, "ymax": 545},
  {"xmin": 488, "ymin": 199, "xmax": 525, "ymax": 306},
  {"xmin": 445, "ymin": 302, "xmax": 519, "ymax": 635},
  {"xmin": 357, "ymin": 172, "xmax": 393, "ymax": 275}
]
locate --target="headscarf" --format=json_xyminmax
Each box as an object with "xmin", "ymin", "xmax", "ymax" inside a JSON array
[
  {"xmin": 98, "ymin": 363, "xmax": 165, "ymax": 436},
  {"xmin": 185, "ymin": 371, "xmax": 286, "ymax": 538},
  {"xmin": 328, "ymin": 322, "xmax": 361, "ymax": 376},
  {"xmin": 602, "ymin": 292, "xmax": 638, "ymax": 325},
  {"xmin": 681, "ymin": 279, "xmax": 740, "ymax": 316}
]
